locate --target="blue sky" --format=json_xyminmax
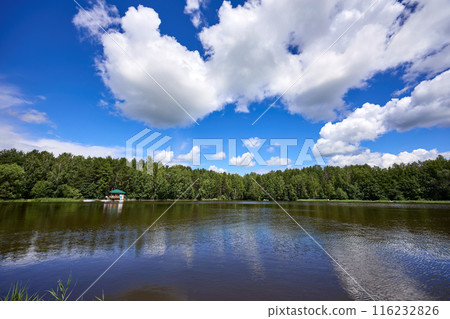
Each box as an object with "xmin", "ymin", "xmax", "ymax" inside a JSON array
[{"xmin": 0, "ymin": 0, "xmax": 449, "ymax": 174}]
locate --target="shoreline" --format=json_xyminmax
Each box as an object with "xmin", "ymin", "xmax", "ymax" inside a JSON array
[{"xmin": 1, "ymin": 198, "xmax": 450, "ymax": 204}]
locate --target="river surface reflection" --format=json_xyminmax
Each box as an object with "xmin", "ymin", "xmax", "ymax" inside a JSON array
[{"xmin": 0, "ymin": 201, "xmax": 448, "ymax": 300}]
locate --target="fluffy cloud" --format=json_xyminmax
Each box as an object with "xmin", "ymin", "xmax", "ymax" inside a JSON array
[
  {"xmin": 175, "ymin": 146, "xmax": 225, "ymax": 164},
  {"xmin": 73, "ymin": 0, "xmax": 120, "ymax": 39},
  {"xmin": 243, "ymin": 137, "xmax": 264, "ymax": 148},
  {"xmin": 208, "ymin": 165, "xmax": 227, "ymax": 173},
  {"xmin": 0, "ymin": 124, "xmax": 123, "ymax": 157},
  {"xmin": 384, "ymin": 70, "xmax": 450, "ymax": 131},
  {"xmin": 200, "ymin": 0, "xmax": 450, "ymax": 119},
  {"xmin": 177, "ymin": 145, "xmax": 200, "ymax": 163},
  {"xmin": 74, "ymin": 0, "xmax": 450, "ymax": 127},
  {"xmin": 265, "ymin": 156, "xmax": 292, "ymax": 166},
  {"xmin": 314, "ymin": 69, "xmax": 450, "ymax": 167},
  {"xmin": 315, "ymin": 102, "xmax": 386, "ymax": 157},
  {"xmin": 184, "ymin": 0, "xmax": 206, "ymax": 28},
  {"xmin": 315, "ymin": 69, "xmax": 450, "ymax": 157},
  {"xmin": 328, "ymin": 149, "xmax": 450, "ymax": 168},
  {"xmin": 404, "ymin": 44, "xmax": 450, "ymax": 82},
  {"xmin": 76, "ymin": 4, "xmax": 220, "ymax": 127},
  {"xmin": 153, "ymin": 150, "xmax": 174, "ymax": 165},
  {"xmin": 210, "ymin": 151, "xmax": 226, "ymax": 160},
  {"xmin": 229, "ymin": 152, "xmax": 255, "ymax": 167}
]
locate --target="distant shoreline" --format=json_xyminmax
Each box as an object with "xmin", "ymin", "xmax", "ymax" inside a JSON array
[{"xmin": 1, "ymin": 198, "xmax": 450, "ymax": 204}]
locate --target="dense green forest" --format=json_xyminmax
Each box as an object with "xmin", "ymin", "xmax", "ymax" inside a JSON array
[{"xmin": 0, "ymin": 149, "xmax": 449, "ymax": 201}]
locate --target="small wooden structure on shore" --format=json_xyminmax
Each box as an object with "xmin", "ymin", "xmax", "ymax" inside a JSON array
[{"xmin": 108, "ymin": 189, "xmax": 126, "ymax": 201}]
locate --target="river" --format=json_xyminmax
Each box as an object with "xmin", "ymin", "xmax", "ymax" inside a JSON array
[{"xmin": 0, "ymin": 201, "xmax": 448, "ymax": 300}]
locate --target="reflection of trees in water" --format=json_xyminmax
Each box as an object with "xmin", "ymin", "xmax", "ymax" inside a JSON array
[
  {"xmin": 0, "ymin": 202, "xmax": 221, "ymax": 265},
  {"xmin": 0, "ymin": 202, "xmax": 162, "ymax": 262},
  {"xmin": 0, "ymin": 201, "xmax": 448, "ymax": 301},
  {"xmin": 282, "ymin": 202, "xmax": 449, "ymax": 235}
]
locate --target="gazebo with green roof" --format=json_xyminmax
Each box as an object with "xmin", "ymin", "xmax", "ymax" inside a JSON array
[{"xmin": 109, "ymin": 189, "xmax": 126, "ymax": 201}]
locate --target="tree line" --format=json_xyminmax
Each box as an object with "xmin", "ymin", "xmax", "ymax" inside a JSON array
[{"xmin": 0, "ymin": 149, "xmax": 448, "ymax": 201}]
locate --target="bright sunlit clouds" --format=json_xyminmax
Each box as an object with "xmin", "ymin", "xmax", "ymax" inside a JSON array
[{"xmin": 0, "ymin": 0, "xmax": 449, "ymax": 171}]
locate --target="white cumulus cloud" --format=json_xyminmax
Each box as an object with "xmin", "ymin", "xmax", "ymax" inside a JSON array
[
  {"xmin": 210, "ymin": 151, "xmax": 226, "ymax": 160},
  {"xmin": 229, "ymin": 152, "xmax": 255, "ymax": 167},
  {"xmin": 75, "ymin": 4, "xmax": 220, "ymax": 127},
  {"xmin": 265, "ymin": 156, "xmax": 292, "ymax": 166},
  {"xmin": 73, "ymin": 0, "xmax": 450, "ymax": 127},
  {"xmin": 328, "ymin": 148, "xmax": 450, "ymax": 168},
  {"xmin": 153, "ymin": 149, "xmax": 174, "ymax": 165},
  {"xmin": 73, "ymin": 0, "xmax": 120, "ymax": 39},
  {"xmin": 0, "ymin": 124, "xmax": 124, "ymax": 158},
  {"xmin": 184, "ymin": 0, "xmax": 206, "ymax": 28},
  {"xmin": 176, "ymin": 146, "xmax": 225, "ymax": 164},
  {"xmin": 208, "ymin": 165, "xmax": 227, "ymax": 173},
  {"xmin": 177, "ymin": 145, "xmax": 200, "ymax": 163},
  {"xmin": 315, "ymin": 69, "xmax": 450, "ymax": 157},
  {"xmin": 243, "ymin": 137, "xmax": 265, "ymax": 148}
]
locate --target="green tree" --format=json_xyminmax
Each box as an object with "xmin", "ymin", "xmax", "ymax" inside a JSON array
[
  {"xmin": 31, "ymin": 180, "xmax": 54, "ymax": 198},
  {"xmin": 54, "ymin": 184, "xmax": 82, "ymax": 199},
  {"xmin": 0, "ymin": 148, "xmax": 448, "ymax": 201},
  {"xmin": 334, "ymin": 187, "xmax": 348, "ymax": 200},
  {"xmin": 0, "ymin": 163, "xmax": 25, "ymax": 199}
]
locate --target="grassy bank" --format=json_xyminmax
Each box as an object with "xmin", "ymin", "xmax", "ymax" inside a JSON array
[
  {"xmin": 0, "ymin": 198, "xmax": 83, "ymax": 203},
  {"xmin": 1, "ymin": 198, "xmax": 450, "ymax": 204},
  {"xmin": 0, "ymin": 278, "xmax": 104, "ymax": 301},
  {"xmin": 295, "ymin": 199, "xmax": 450, "ymax": 204},
  {"xmin": 2, "ymin": 198, "xmax": 449, "ymax": 204}
]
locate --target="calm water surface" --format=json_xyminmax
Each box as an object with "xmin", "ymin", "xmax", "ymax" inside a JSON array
[{"xmin": 0, "ymin": 201, "xmax": 449, "ymax": 300}]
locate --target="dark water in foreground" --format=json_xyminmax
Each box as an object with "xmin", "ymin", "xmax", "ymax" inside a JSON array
[{"xmin": 0, "ymin": 201, "xmax": 449, "ymax": 301}]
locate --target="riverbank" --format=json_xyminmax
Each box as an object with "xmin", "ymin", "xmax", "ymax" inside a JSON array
[
  {"xmin": 0, "ymin": 198, "xmax": 82, "ymax": 203},
  {"xmin": 296, "ymin": 199, "xmax": 450, "ymax": 204},
  {"xmin": 1, "ymin": 198, "xmax": 449, "ymax": 204}
]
